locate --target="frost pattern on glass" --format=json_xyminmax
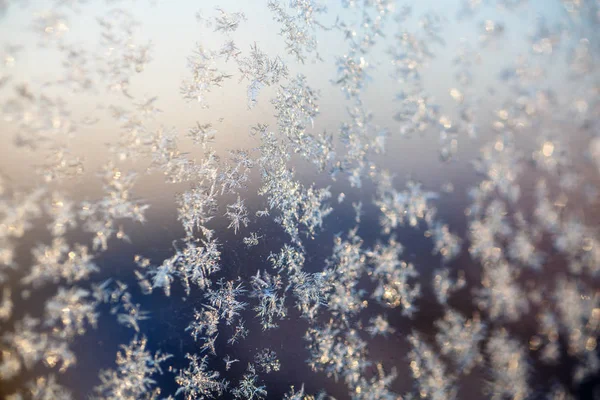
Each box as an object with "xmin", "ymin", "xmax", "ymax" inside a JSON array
[{"xmin": 0, "ymin": 0, "xmax": 599, "ymax": 399}]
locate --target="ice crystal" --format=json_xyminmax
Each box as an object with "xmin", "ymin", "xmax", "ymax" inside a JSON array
[
  {"xmin": 181, "ymin": 43, "xmax": 232, "ymax": 106},
  {"xmin": 237, "ymin": 44, "xmax": 288, "ymax": 108},
  {"xmin": 254, "ymin": 348, "xmax": 280, "ymax": 374},
  {"xmin": 175, "ymin": 354, "xmax": 227, "ymax": 400},
  {"xmin": 435, "ymin": 309, "xmax": 485, "ymax": 373},
  {"xmin": 205, "ymin": 278, "xmax": 247, "ymax": 326},
  {"xmin": 268, "ymin": 0, "xmax": 326, "ymax": 63},
  {"xmin": 249, "ymin": 270, "xmax": 287, "ymax": 330},
  {"xmin": 225, "ymin": 195, "xmax": 250, "ymax": 234},
  {"xmin": 93, "ymin": 336, "xmax": 172, "ymax": 400},
  {"xmin": 231, "ymin": 364, "xmax": 267, "ymax": 400},
  {"xmin": 485, "ymin": 329, "xmax": 530, "ymax": 400},
  {"xmin": 408, "ymin": 331, "xmax": 457, "ymax": 400}
]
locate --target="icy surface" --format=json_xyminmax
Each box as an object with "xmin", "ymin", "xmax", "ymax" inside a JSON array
[{"xmin": 0, "ymin": 0, "xmax": 599, "ymax": 399}]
